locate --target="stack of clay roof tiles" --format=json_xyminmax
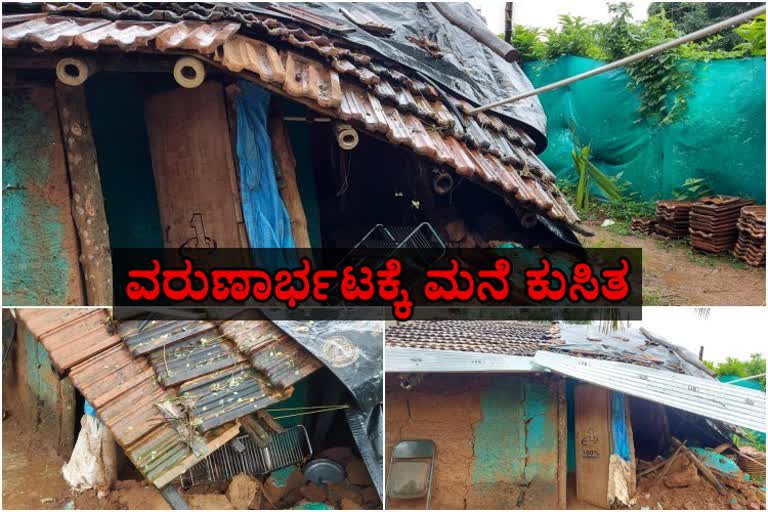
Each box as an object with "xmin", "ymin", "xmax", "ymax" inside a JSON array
[
  {"xmin": 630, "ymin": 216, "xmax": 657, "ymax": 236},
  {"xmin": 732, "ymin": 205, "xmax": 766, "ymax": 267},
  {"xmin": 2, "ymin": 3, "xmax": 580, "ymax": 229},
  {"xmin": 689, "ymin": 196, "xmax": 754, "ymax": 253},
  {"xmin": 655, "ymin": 200, "xmax": 692, "ymax": 239},
  {"xmin": 385, "ymin": 320, "xmax": 563, "ymax": 356},
  {"xmin": 13, "ymin": 308, "xmax": 320, "ymax": 488}
]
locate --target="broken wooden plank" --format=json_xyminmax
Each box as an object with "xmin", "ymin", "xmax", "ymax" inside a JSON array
[
  {"xmin": 153, "ymin": 422, "xmax": 241, "ymax": 488},
  {"xmin": 672, "ymin": 438, "xmax": 728, "ymax": 495},
  {"xmin": 270, "ymin": 112, "xmax": 311, "ymax": 248}
]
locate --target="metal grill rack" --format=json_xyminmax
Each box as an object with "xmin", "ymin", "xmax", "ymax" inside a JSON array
[
  {"xmin": 178, "ymin": 426, "xmax": 312, "ymax": 487},
  {"xmin": 338, "ymin": 222, "xmax": 446, "ymax": 272}
]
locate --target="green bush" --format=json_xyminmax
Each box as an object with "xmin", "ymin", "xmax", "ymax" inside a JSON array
[{"xmin": 502, "ymin": 3, "xmax": 765, "ymax": 124}]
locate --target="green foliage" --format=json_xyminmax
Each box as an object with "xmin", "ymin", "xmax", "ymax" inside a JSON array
[
  {"xmin": 570, "ymin": 143, "xmax": 623, "ymax": 210},
  {"xmin": 648, "ymin": 2, "xmax": 764, "ymax": 51},
  {"xmin": 540, "ymin": 15, "xmax": 606, "ymax": 61},
  {"xmin": 503, "ymin": 2, "xmax": 765, "ymax": 123},
  {"xmin": 507, "ymin": 25, "xmax": 545, "ymax": 61},
  {"xmin": 602, "ymin": 3, "xmax": 692, "ymax": 123},
  {"xmin": 673, "ymin": 177, "xmax": 714, "ymax": 201},
  {"xmin": 704, "ymin": 353, "xmax": 767, "ymax": 389},
  {"xmin": 734, "ymin": 14, "xmax": 766, "ymax": 56}
]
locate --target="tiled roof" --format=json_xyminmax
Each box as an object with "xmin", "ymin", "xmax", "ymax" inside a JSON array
[
  {"xmin": 385, "ymin": 320, "xmax": 562, "ymax": 356},
  {"xmin": 2, "ymin": 4, "xmax": 580, "ymax": 228},
  {"xmin": 13, "ymin": 308, "xmax": 320, "ymax": 488}
]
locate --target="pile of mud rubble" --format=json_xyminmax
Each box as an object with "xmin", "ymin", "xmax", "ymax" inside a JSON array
[
  {"xmin": 68, "ymin": 453, "xmax": 380, "ymax": 510},
  {"xmin": 634, "ymin": 442, "xmax": 766, "ymax": 510},
  {"xmin": 192, "ymin": 455, "xmax": 382, "ymax": 510}
]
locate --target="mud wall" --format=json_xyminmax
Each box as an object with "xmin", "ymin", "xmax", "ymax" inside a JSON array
[
  {"xmin": 2, "ymin": 320, "xmax": 76, "ymax": 457},
  {"xmin": 2, "ymin": 83, "xmax": 84, "ymax": 306},
  {"xmin": 386, "ymin": 373, "xmax": 565, "ymax": 510}
]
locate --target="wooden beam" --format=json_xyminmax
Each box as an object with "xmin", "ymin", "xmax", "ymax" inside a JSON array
[
  {"xmin": 55, "ymin": 82, "xmax": 114, "ymax": 305},
  {"xmin": 270, "ymin": 111, "xmax": 311, "ymax": 248},
  {"xmin": 557, "ymin": 376, "xmax": 568, "ymax": 510}
]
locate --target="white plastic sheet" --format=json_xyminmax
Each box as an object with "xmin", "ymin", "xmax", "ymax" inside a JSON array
[{"xmin": 62, "ymin": 415, "xmax": 117, "ymax": 496}]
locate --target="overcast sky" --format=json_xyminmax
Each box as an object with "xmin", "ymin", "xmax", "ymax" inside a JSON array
[
  {"xmin": 470, "ymin": 0, "xmax": 652, "ymax": 33},
  {"xmin": 613, "ymin": 307, "xmax": 766, "ymax": 363}
]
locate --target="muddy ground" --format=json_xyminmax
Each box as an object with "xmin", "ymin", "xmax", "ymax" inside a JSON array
[
  {"xmin": 2, "ymin": 411, "xmax": 380, "ymax": 510},
  {"xmin": 2, "ymin": 415, "xmax": 170, "ymax": 510},
  {"xmin": 579, "ymin": 223, "xmax": 766, "ymax": 306},
  {"xmin": 634, "ymin": 465, "xmax": 766, "ymax": 510}
]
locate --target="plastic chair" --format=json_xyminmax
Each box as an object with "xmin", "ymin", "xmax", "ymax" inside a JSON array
[{"xmin": 386, "ymin": 439, "xmax": 436, "ymax": 509}]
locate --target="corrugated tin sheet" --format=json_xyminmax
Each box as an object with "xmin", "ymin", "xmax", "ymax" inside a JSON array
[
  {"xmin": 3, "ymin": 9, "xmax": 580, "ymax": 228},
  {"xmin": 385, "ymin": 346, "xmax": 537, "ymax": 373},
  {"xmin": 533, "ymin": 351, "xmax": 767, "ymax": 432},
  {"xmin": 119, "ymin": 318, "xmax": 321, "ymax": 433},
  {"xmin": 556, "ymin": 324, "xmax": 715, "ymax": 377},
  {"xmin": 218, "ymin": 320, "xmax": 323, "ymax": 389}
]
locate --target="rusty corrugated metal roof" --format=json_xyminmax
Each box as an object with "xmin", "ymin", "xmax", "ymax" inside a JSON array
[
  {"xmin": 3, "ymin": 7, "xmax": 580, "ymax": 227},
  {"xmin": 13, "ymin": 308, "xmax": 321, "ymax": 488}
]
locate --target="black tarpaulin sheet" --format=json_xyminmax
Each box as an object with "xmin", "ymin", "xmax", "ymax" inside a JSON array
[
  {"xmin": 274, "ymin": 2, "xmax": 547, "ymax": 145},
  {"xmin": 273, "ymin": 320, "xmax": 384, "ymax": 498},
  {"xmin": 44, "ymin": 2, "xmax": 548, "ymax": 148}
]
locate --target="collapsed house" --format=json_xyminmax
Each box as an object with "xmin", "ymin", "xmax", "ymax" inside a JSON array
[
  {"xmin": 2, "ymin": 2, "xmax": 583, "ymax": 306},
  {"xmin": 3, "ymin": 308, "xmax": 383, "ymax": 509},
  {"xmin": 384, "ymin": 321, "xmax": 767, "ymax": 510}
]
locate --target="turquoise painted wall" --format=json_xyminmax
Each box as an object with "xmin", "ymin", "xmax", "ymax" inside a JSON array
[
  {"xmin": 471, "ymin": 375, "xmax": 559, "ymax": 508},
  {"xmin": 2, "ymin": 87, "xmax": 82, "ymax": 305}
]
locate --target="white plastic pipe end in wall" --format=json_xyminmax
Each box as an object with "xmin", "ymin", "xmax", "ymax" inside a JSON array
[
  {"xmin": 335, "ymin": 123, "xmax": 359, "ymax": 150},
  {"xmin": 173, "ymin": 57, "xmax": 206, "ymax": 88},
  {"xmin": 56, "ymin": 58, "xmax": 94, "ymax": 86}
]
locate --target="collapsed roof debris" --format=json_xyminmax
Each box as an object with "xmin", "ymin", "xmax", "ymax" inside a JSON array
[
  {"xmin": 385, "ymin": 321, "xmax": 766, "ymax": 436},
  {"xmin": 12, "ymin": 308, "xmax": 383, "ymax": 501}
]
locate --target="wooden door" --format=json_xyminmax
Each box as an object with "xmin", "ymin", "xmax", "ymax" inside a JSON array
[{"xmin": 144, "ymin": 81, "xmax": 246, "ymax": 249}]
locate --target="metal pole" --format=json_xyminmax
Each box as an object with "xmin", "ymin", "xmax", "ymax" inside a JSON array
[
  {"xmin": 725, "ymin": 373, "xmax": 766, "ymax": 385},
  {"xmin": 469, "ymin": 4, "xmax": 767, "ymax": 114}
]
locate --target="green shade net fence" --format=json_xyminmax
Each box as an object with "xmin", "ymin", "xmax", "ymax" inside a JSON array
[{"xmin": 523, "ymin": 56, "xmax": 766, "ymax": 203}]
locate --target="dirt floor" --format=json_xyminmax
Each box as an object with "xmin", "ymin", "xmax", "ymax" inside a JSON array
[
  {"xmin": 2, "ymin": 411, "xmax": 381, "ymax": 510},
  {"xmin": 579, "ymin": 223, "xmax": 766, "ymax": 306},
  {"xmin": 633, "ymin": 465, "xmax": 766, "ymax": 510},
  {"xmin": 2, "ymin": 415, "xmax": 170, "ymax": 510}
]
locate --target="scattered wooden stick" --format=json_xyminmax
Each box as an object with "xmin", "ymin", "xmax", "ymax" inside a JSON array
[
  {"xmin": 672, "ymin": 438, "xmax": 727, "ymax": 495},
  {"xmin": 658, "ymin": 441, "xmax": 687, "ymax": 479},
  {"xmin": 637, "ymin": 441, "xmax": 687, "ymax": 478}
]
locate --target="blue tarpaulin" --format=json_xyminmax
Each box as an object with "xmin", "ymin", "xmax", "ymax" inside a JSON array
[
  {"xmin": 234, "ymin": 81, "xmax": 295, "ymax": 250},
  {"xmin": 611, "ymin": 392, "xmax": 631, "ymax": 461}
]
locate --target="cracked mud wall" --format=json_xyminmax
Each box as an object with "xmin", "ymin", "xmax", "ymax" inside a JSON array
[{"xmin": 386, "ymin": 373, "xmax": 562, "ymax": 510}]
